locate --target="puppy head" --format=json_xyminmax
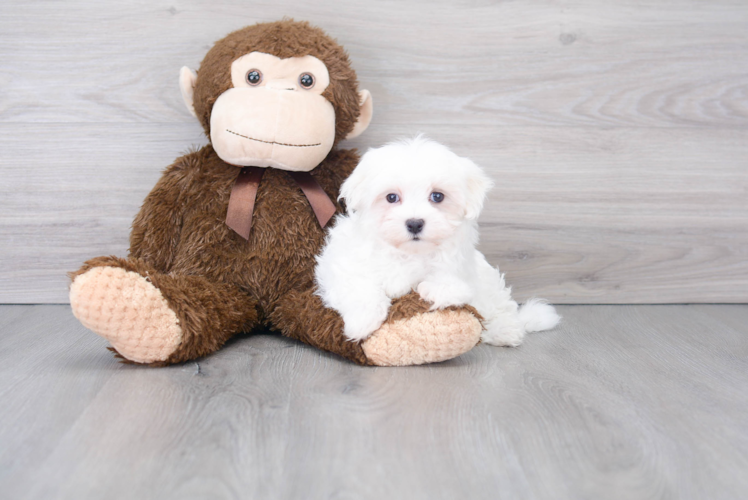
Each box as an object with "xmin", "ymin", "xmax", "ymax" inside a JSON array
[{"xmin": 340, "ymin": 136, "xmax": 493, "ymax": 253}]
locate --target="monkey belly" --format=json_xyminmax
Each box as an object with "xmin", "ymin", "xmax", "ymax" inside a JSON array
[{"xmin": 169, "ymin": 165, "xmax": 330, "ymax": 319}]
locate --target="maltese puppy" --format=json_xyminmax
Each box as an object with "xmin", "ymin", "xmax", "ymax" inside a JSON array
[{"xmin": 315, "ymin": 136, "xmax": 560, "ymax": 346}]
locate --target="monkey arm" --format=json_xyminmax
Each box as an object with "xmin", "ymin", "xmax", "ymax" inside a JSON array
[{"xmin": 128, "ymin": 153, "xmax": 195, "ymax": 272}]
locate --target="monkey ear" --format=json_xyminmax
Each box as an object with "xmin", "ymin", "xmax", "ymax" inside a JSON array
[
  {"xmin": 345, "ymin": 90, "xmax": 373, "ymax": 140},
  {"xmin": 179, "ymin": 66, "xmax": 198, "ymax": 119}
]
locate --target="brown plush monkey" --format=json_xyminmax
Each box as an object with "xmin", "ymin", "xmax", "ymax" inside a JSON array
[{"xmin": 69, "ymin": 20, "xmax": 482, "ymax": 366}]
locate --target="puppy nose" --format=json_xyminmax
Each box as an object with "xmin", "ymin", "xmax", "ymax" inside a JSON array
[{"xmin": 406, "ymin": 218, "xmax": 425, "ymax": 235}]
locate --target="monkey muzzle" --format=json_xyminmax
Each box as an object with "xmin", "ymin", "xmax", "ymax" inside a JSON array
[{"xmin": 210, "ymin": 86, "xmax": 336, "ymax": 172}]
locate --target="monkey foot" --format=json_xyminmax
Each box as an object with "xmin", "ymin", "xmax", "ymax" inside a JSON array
[
  {"xmin": 70, "ymin": 266, "xmax": 183, "ymax": 364},
  {"xmin": 361, "ymin": 308, "xmax": 482, "ymax": 366}
]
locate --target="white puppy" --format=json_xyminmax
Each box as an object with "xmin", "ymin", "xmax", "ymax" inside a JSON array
[{"xmin": 315, "ymin": 136, "xmax": 560, "ymax": 346}]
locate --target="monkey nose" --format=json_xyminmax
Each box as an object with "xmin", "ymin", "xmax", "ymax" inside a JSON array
[
  {"xmin": 406, "ymin": 218, "xmax": 425, "ymax": 235},
  {"xmin": 265, "ymin": 79, "xmax": 297, "ymax": 91}
]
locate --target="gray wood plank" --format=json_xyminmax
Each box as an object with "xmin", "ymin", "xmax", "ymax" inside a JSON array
[
  {"xmin": 3, "ymin": 1, "xmax": 747, "ymax": 129},
  {"xmin": 1, "ymin": 0, "xmax": 748, "ymax": 303},
  {"xmin": 2, "ymin": 123, "xmax": 746, "ymax": 303},
  {"xmin": 1, "ymin": 304, "xmax": 747, "ymax": 499}
]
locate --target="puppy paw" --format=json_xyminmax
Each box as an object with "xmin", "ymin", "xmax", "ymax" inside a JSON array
[
  {"xmin": 481, "ymin": 323, "xmax": 525, "ymax": 347},
  {"xmin": 342, "ymin": 303, "xmax": 390, "ymax": 342},
  {"xmin": 417, "ymin": 280, "xmax": 472, "ymax": 310}
]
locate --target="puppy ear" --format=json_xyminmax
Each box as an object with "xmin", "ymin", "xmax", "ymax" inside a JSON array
[
  {"xmin": 339, "ymin": 153, "xmax": 372, "ymax": 213},
  {"xmin": 461, "ymin": 157, "xmax": 494, "ymax": 220}
]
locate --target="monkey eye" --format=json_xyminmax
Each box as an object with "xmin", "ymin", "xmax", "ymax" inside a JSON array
[
  {"xmin": 246, "ymin": 69, "xmax": 263, "ymax": 86},
  {"xmin": 299, "ymin": 73, "xmax": 315, "ymax": 89},
  {"xmin": 386, "ymin": 193, "xmax": 400, "ymax": 203},
  {"xmin": 430, "ymin": 192, "xmax": 445, "ymax": 203}
]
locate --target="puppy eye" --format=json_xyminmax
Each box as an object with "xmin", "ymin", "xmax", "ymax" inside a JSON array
[
  {"xmin": 246, "ymin": 69, "xmax": 263, "ymax": 86},
  {"xmin": 299, "ymin": 73, "xmax": 315, "ymax": 89},
  {"xmin": 430, "ymin": 192, "xmax": 445, "ymax": 203},
  {"xmin": 386, "ymin": 193, "xmax": 400, "ymax": 203}
]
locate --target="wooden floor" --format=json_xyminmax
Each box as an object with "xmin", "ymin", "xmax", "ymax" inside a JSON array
[{"xmin": 1, "ymin": 305, "xmax": 747, "ymax": 499}]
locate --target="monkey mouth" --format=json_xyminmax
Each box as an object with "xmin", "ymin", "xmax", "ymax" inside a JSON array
[{"xmin": 226, "ymin": 130, "xmax": 321, "ymax": 148}]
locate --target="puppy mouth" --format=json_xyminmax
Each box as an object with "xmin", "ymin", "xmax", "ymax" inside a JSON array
[{"xmin": 226, "ymin": 130, "xmax": 321, "ymax": 148}]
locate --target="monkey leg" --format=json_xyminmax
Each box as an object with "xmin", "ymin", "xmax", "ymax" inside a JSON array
[
  {"xmin": 271, "ymin": 288, "xmax": 370, "ymax": 364},
  {"xmin": 361, "ymin": 292, "xmax": 483, "ymax": 366},
  {"xmin": 272, "ymin": 289, "xmax": 482, "ymax": 366},
  {"xmin": 69, "ymin": 256, "xmax": 259, "ymax": 365}
]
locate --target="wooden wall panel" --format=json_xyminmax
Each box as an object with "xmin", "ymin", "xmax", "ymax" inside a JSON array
[{"xmin": 1, "ymin": 0, "xmax": 746, "ymax": 303}]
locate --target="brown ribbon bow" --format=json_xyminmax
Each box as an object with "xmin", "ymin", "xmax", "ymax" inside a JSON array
[{"xmin": 225, "ymin": 166, "xmax": 337, "ymax": 240}]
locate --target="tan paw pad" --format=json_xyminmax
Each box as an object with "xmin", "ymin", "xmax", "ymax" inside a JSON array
[
  {"xmin": 362, "ymin": 309, "xmax": 482, "ymax": 366},
  {"xmin": 70, "ymin": 267, "xmax": 182, "ymax": 363}
]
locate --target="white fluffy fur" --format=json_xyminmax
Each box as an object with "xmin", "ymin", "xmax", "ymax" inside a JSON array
[{"xmin": 315, "ymin": 136, "xmax": 560, "ymax": 345}]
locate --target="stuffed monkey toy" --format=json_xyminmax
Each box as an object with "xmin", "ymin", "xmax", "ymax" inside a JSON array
[{"xmin": 69, "ymin": 20, "xmax": 483, "ymax": 366}]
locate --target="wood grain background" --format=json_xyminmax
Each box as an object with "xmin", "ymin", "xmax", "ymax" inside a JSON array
[{"xmin": 1, "ymin": 0, "xmax": 747, "ymax": 304}]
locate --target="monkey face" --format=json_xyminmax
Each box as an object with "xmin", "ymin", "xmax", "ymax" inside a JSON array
[
  {"xmin": 180, "ymin": 22, "xmax": 373, "ymax": 171},
  {"xmin": 211, "ymin": 52, "xmax": 337, "ymax": 172}
]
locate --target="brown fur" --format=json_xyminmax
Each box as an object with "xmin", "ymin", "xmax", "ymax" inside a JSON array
[
  {"xmin": 126, "ymin": 143, "xmax": 366, "ymax": 364},
  {"xmin": 386, "ymin": 291, "xmax": 484, "ymax": 326},
  {"xmin": 70, "ymin": 20, "xmax": 478, "ymax": 366},
  {"xmin": 69, "ymin": 20, "xmax": 373, "ymax": 364},
  {"xmin": 70, "ymin": 254, "xmax": 259, "ymax": 365},
  {"xmin": 193, "ymin": 19, "xmax": 361, "ymax": 145},
  {"xmin": 272, "ymin": 288, "xmax": 371, "ymax": 365}
]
